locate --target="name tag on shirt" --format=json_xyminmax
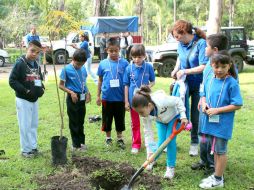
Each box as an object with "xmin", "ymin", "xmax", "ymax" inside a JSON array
[
  {"xmin": 209, "ymin": 115, "xmax": 220, "ymax": 123},
  {"xmin": 110, "ymin": 79, "xmax": 120, "ymax": 88},
  {"xmin": 34, "ymin": 79, "xmax": 42, "ymax": 87},
  {"xmin": 80, "ymin": 94, "xmax": 86, "ymax": 101}
]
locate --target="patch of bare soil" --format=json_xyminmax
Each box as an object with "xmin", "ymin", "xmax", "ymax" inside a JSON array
[{"xmin": 37, "ymin": 156, "xmax": 162, "ymax": 190}]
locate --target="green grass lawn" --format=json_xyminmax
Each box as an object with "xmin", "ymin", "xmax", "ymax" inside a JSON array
[{"xmin": 0, "ymin": 66, "xmax": 254, "ymax": 190}]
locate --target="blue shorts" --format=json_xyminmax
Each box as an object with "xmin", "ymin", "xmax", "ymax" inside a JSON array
[{"xmin": 207, "ymin": 135, "xmax": 228, "ymax": 155}]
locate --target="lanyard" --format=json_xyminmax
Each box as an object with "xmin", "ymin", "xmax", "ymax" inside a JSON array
[
  {"xmin": 202, "ymin": 68, "xmax": 213, "ymax": 85},
  {"xmin": 207, "ymin": 76, "xmax": 227, "ymax": 108},
  {"xmin": 21, "ymin": 57, "xmax": 40, "ymax": 77},
  {"xmin": 71, "ymin": 64, "xmax": 84, "ymax": 93},
  {"xmin": 107, "ymin": 59, "xmax": 119, "ymax": 79},
  {"xmin": 130, "ymin": 61, "xmax": 146, "ymax": 88}
]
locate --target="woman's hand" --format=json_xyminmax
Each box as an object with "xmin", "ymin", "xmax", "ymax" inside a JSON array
[
  {"xmin": 171, "ymin": 69, "xmax": 177, "ymax": 79},
  {"xmin": 176, "ymin": 70, "xmax": 185, "ymax": 80}
]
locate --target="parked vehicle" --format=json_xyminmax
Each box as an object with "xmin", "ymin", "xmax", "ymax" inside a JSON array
[
  {"xmin": 146, "ymin": 27, "xmax": 248, "ymax": 77},
  {"xmin": 247, "ymin": 40, "xmax": 254, "ymax": 65},
  {"xmin": 47, "ymin": 16, "xmax": 141, "ymax": 64},
  {"xmin": 0, "ymin": 49, "xmax": 10, "ymax": 67}
]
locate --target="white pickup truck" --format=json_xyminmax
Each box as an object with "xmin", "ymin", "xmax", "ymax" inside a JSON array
[{"xmin": 46, "ymin": 30, "xmax": 94, "ymax": 64}]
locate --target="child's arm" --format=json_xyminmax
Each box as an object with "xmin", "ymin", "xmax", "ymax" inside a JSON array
[
  {"xmin": 59, "ymin": 80, "xmax": 78, "ymax": 103},
  {"xmin": 124, "ymin": 86, "xmax": 130, "ymax": 111},
  {"xmin": 96, "ymin": 76, "xmax": 103, "ymax": 106},
  {"xmin": 206, "ymin": 105, "xmax": 242, "ymax": 116}
]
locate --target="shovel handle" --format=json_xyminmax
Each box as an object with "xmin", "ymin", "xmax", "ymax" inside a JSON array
[{"xmin": 143, "ymin": 119, "xmax": 185, "ymax": 168}]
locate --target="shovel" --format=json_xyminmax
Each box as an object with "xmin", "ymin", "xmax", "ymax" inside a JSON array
[{"xmin": 121, "ymin": 119, "xmax": 186, "ymax": 190}]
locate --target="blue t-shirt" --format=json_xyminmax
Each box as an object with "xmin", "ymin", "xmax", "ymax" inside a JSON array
[
  {"xmin": 177, "ymin": 35, "xmax": 209, "ymax": 90},
  {"xmin": 123, "ymin": 62, "xmax": 155, "ymax": 105},
  {"xmin": 97, "ymin": 58, "xmax": 128, "ymax": 101},
  {"xmin": 59, "ymin": 63, "xmax": 88, "ymax": 94},
  {"xmin": 200, "ymin": 76, "xmax": 243, "ymax": 140},
  {"xmin": 26, "ymin": 34, "xmax": 40, "ymax": 45},
  {"xmin": 80, "ymin": 41, "xmax": 91, "ymax": 59}
]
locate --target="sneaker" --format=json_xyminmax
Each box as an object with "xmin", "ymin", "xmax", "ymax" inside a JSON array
[
  {"xmin": 80, "ymin": 144, "xmax": 87, "ymax": 152},
  {"xmin": 163, "ymin": 147, "xmax": 167, "ymax": 153},
  {"xmin": 31, "ymin": 148, "xmax": 39, "ymax": 155},
  {"xmin": 164, "ymin": 167, "xmax": 175, "ymax": 179},
  {"xmin": 199, "ymin": 175, "xmax": 224, "ymax": 189},
  {"xmin": 191, "ymin": 162, "xmax": 205, "ymax": 170},
  {"xmin": 146, "ymin": 161, "xmax": 156, "ymax": 171},
  {"xmin": 105, "ymin": 138, "xmax": 113, "ymax": 146},
  {"xmin": 131, "ymin": 148, "xmax": 139, "ymax": 154},
  {"xmin": 21, "ymin": 152, "xmax": 35, "ymax": 158},
  {"xmin": 189, "ymin": 144, "xmax": 199, "ymax": 156},
  {"xmin": 201, "ymin": 175, "xmax": 224, "ymax": 184},
  {"xmin": 117, "ymin": 139, "xmax": 126, "ymax": 150}
]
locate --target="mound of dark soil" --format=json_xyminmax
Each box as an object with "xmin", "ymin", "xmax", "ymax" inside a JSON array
[{"xmin": 37, "ymin": 156, "xmax": 162, "ymax": 190}]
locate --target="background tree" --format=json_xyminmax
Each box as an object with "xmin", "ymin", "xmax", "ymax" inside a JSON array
[
  {"xmin": 94, "ymin": 0, "xmax": 110, "ymax": 16},
  {"xmin": 207, "ymin": 0, "xmax": 223, "ymax": 35}
]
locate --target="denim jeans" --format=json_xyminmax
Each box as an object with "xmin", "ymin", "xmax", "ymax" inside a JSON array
[
  {"xmin": 85, "ymin": 57, "xmax": 98, "ymax": 84},
  {"xmin": 16, "ymin": 97, "xmax": 38, "ymax": 153}
]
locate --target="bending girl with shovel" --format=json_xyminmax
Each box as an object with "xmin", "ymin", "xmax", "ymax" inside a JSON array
[{"xmin": 132, "ymin": 85, "xmax": 188, "ymax": 179}]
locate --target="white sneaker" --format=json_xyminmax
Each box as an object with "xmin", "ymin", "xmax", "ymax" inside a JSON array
[
  {"xmin": 164, "ymin": 167, "xmax": 175, "ymax": 179},
  {"xmin": 201, "ymin": 175, "xmax": 223, "ymax": 184},
  {"xmin": 80, "ymin": 144, "xmax": 87, "ymax": 152},
  {"xmin": 146, "ymin": 161, "xmax": 155, "ymax": 171},
  {"xmin": 199, "ymin": 175, "xmax": 224, "ymax": 189},
  {"xmin": 189, "ymin": 144, "xmax": 199, "ymax": 156},
  {"xmin": 131, "ymin": 148, "xmax": 139, "ymax": 154},
  {"xmin": 163, "ymin": 147, "xmax": 167, "ymax": 152}
]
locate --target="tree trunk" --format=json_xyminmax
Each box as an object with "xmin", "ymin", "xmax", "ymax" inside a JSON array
[
  {"xmin": 173, "ymin": 0, "xmax": 176, "ymax": 22},
  {"xmin": 94, "ymin": 0, "xmax": 110, "ymax": 16},
  {"xmin": 207, "ymin": 0, "xmax": 222, "ymax": 35},
  {"xmin": 229, "ymin": 0, "xmax": 234, "ymax": 27},
  {"xmin": 136, "ymin": 0, "xmax": 143, "ymax": 38}
]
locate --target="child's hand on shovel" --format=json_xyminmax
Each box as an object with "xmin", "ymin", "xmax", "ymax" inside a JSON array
[{"xmin": 180, "ymin": 118, "xmax": 188, "ymax": 126}]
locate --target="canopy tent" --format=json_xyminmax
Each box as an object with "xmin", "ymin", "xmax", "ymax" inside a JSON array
[{"xmin": 81, "ymin": 16, "xmax": 139, "ymax": 35}]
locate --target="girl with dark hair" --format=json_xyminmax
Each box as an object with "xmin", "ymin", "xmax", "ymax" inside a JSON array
[
  {"xmin": 132, "ymin": 86, "xmax": 188, "ymax": 179},
  {"xmin": 123, "ymin": 45, "xmax": 156, "ymax": 168},
  {"xmin": 171, "ymin": 20, "xmax": 209, "ymax": 156},
  {"xmin": 199, "ymin": 50, "xmax": 242, "ymax": 189}
]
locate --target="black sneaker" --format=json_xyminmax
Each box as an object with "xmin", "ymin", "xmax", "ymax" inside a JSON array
[
  {"xmin": 191, "ymin": 162, "xmax": 205, "ymax": 170},
  {"xmin": 117, "ymin": 139, "xmax": 125, "ymax": 150},
  {"xmin": 105, "ymin": 138, "xmax": 113, "ymax": 146},
  {"xmin": 32, "ymin": 149, "xmax": 39, "ymax": 155},
  {"xmin": 21, "ymin": 152, "xmax": 35, "ymax": 158}
]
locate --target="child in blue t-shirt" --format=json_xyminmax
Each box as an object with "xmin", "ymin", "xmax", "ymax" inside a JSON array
[
  {"xmin": 191, "ymin": 33, "xmax": 229, "ymax": 174},
  {"xmin": 123, "ymin": 44, "xmax": 156, "ymax": 163},
  {"xmin": 59, "ymin": 49, "xmax": 91, "ymax": 151},
  {"xmin": 199, "ymin": 50, "xmax": 242, "ymax": 189},
  {"xmin": 96, "ymin": 38, "xmax": 128, "ymax": 149}
]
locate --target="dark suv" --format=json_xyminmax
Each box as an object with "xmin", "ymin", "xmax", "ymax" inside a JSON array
[{"xmin": 146, "ymin": 27, "xmax": 248, "ymax": 77}]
